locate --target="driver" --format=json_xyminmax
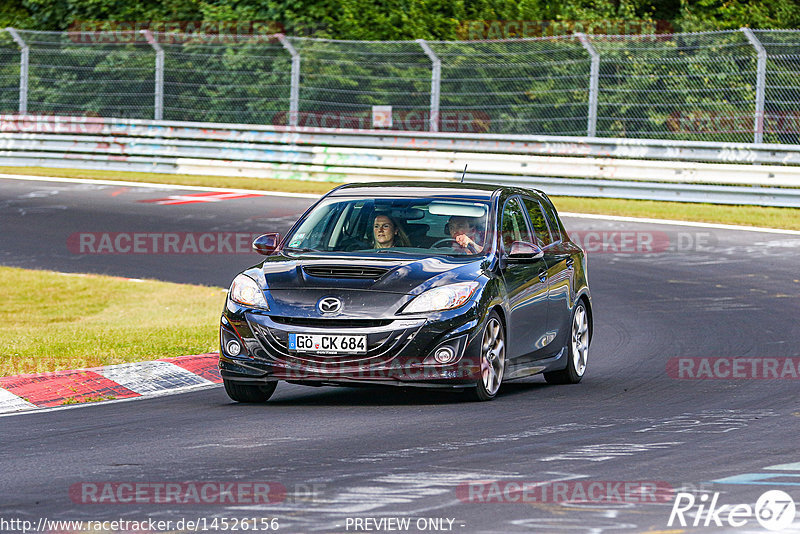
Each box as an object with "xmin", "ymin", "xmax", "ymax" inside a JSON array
[
  {"xmin": 447, "ymin": 215, "xmax": 484, "ymax": 253},
  {"xmin": 372, "ymin": 214, "xmax": 411, "ymax": 249}
]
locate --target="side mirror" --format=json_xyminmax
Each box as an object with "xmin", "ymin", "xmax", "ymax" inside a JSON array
[
  {"xmin": 252, "ymin": 233, "xmax": 280, "ymax": 255},
  {"xmin": 507, "ymin": 240, "xmax": 544, "ymax": 262}
]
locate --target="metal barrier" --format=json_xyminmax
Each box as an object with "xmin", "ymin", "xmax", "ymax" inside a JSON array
[
  {"xmin": 4, "ymin": 28, "xmax": 800, "ymax": 144},
  {"xmin": 2, "ymin": 115, "xmax": 800, "ymax": 207},
  {"xmin": 0, "ymin": 27, "xmax": 800, "ymax": 144}
]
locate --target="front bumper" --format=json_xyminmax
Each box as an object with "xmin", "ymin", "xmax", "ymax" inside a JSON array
[{"xmin": 219, "ymin": 301, "xmax": 484, "ymax": 388}]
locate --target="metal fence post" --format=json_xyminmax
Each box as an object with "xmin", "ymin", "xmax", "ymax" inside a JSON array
[
  {"xmin": 6, "ymin": 28, "xmax": 29, "ymax": 114},
  {"xmin": 140, "ymin": 30, "xmax": 164, "ymax": 120},
  {"xmin": 742, "ymin": 28, "xmax": 766, "ymax": 144},
  {"xmin": 277, "ymin": 34, "xmax": 300, "ymax": 127},
  {"xmin": 417, "ymin": 39, "xmax": 441, "ymax": 132},
  {"xmin": 576, "ymin": 33, "xmax": 599, "ymax": 137}
]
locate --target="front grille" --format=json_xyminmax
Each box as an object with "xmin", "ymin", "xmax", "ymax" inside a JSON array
[
  {"xmin": 249, "ymin": 320, "xmax": 421, "ymax": 369},
  {"xmin": 270, "ymin": 316, "xmax": 393, "ymax": 328},
  {"xmin": 303, "ymin": 265, "xmax": 389, "ymax": 280}
]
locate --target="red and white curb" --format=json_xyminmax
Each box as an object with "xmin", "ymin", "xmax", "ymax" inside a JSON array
[{"xmin": 0, "ymin": 353, "xmax": 221, "ymax": 414}]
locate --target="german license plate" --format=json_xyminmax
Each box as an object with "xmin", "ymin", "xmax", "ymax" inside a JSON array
[{"xmin": 288, "ymin": 333, "xmax": 367, "ymax": 354}]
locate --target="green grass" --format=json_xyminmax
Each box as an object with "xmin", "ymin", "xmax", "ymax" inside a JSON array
[
  {"xmin": 2, "ymin": 165, "xmax": 799, "ymax": 230},
  {"xmin": 551, "ymin": 197, "xmax": 800, "ymax": 231},
  {"xmin": 0, "ymin": 165, "xmax": 337, "ymax": 195},
  {"xmin": 61, "ymin": 395, "xmax": 116, "ymax": 405},
  {"xmin": 0, "ymin": 266, "xmax": 223, "ymax": 376}
]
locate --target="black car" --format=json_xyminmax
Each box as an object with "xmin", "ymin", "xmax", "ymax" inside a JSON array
[{"xmin": 219, "ymin": 182, "xmax": 592, "ymax": 402}]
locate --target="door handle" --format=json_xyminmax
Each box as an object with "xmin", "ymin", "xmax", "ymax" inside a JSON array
[{"xmin": 538, "ymin": 270, "xmax": 547, "ymax": 283}]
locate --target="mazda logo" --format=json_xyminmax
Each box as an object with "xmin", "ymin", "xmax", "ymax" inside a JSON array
[{"xmin": 318, "ymin": 297, "xmax": 342, "ymax": 314}]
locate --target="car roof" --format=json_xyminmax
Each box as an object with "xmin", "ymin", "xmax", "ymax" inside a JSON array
[{"xmin": 328, "ymin": 181, "xmax": 544, "ymax": 200}]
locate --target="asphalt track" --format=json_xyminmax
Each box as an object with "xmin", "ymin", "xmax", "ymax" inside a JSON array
[{"xmin": 1, "ymin": 176, "xmax": 800, "ymax": 533}]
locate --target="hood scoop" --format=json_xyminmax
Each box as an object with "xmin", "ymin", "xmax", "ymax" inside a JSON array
[{"xmin": 302, "ymin": 265, "xmax": 390, "ymax": 280}]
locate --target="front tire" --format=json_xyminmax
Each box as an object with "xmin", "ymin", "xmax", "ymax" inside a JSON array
[
  {"xmin": 544, "ymin": 300, "xmax": 589, "ymax": 385},
  {"xmin": 469, "ymin": 312, "xmax": 506, "ymax": 401},
  {"xmin": 223, "ymin": 379, "xmax": 277, "ymax": 403}
]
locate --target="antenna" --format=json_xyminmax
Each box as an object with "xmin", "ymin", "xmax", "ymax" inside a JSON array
[{"xmin": 461, "ymin": 164, "xmax": 468, "ymax": 183}]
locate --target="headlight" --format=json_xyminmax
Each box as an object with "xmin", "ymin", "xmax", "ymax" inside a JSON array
[
  {"xmin": 402, "ymin": 282, "xmax": 479, "ymax": 314},
  {"xmin": 229, "ymin": 274, "xmax": 269, "ymax": 309}
]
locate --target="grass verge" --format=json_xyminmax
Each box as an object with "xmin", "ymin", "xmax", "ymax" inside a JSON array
[
  {"xmin": 0, "ymin": 266, "xmax": 223, "ymax": 376},
  {"xmin": 2, "ymin": 166, "xmax": 800, "ymax": 230},
  {"xmin": 0, "ymin": 165, "xmax": 336, "ymax": 195},
  {"xmin": 551, "ymin": 197, "xmax": 800, "ymax": 231}
]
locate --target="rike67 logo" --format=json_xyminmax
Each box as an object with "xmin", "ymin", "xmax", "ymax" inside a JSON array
[{"xmin": 668, "ymin": 490, "xmax": 796, "ymax": 531}]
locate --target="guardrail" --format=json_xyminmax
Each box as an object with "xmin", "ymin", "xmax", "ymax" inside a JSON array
[
  {"xmin": 2, "ymin": 115, "xmax": 800, "ymax": 207},
  {"xmin": 5, "ymin": 28, "xmax": 800, "ymax": 145}
]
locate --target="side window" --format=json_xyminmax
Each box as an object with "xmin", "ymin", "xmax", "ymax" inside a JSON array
[
  {"xmin": 523, "ymin": 197, "xmax": 553, "ymax": 247},
  {"xmin": 538, "ymin": 196, "xmax": 563, "ymax": 243},
  {"xmin": 290, "ymin": 202, "xmax": 341, "ymax": 250},
  {"xmin": 501, "ymin": 197, "xmax": 533, "ymax": 251}
]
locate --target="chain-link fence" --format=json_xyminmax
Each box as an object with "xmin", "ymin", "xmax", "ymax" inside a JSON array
[{"xmin": 3, "ymin": 28, "xmax": 800, "ymax": 143}]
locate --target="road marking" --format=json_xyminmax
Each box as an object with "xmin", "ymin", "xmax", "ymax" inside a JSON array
[
  {"xmin": 538, "ymin": 442, "xmax": 681, "ymax": 463},
  {"xmin": 99, "ymin": 361, "xmax": 211, "ymax": 394},
  {"xmin": 713, "ymin": 473, "xmax": 800, "ymax": 486},
  {"xmin": 2, "ymin": 173, "xmax": 799, "ymax": 234},
  {"xmin": 0, "ymin": 370, "xmax": 140, "ymax": 407},
  {"xmin": 340, "ymin": 423, "xmax": 614, "ymax": 464},
  {"xmin": 0, "ymin": 173, "xmax": 320, "ymax": 199},
  {"xmin": 0, "ymin": 383, "xmax": 220, "ymax": 419},
  {"xmin": 766, "ymin": 462, "xmax": 800, "ymax": 471},
  {"xmin": 138, "ymin": 191, "xmax": 263, "ymax": 205},
  {"xmin": 0, "ymin": 387, "xmax": 36, "ymax": 411},
  {"xmin": 634, "ymin": 410, "xmax": 778, "ymax": 434},
  {"xmin": 561, "ymin": 212, "xmax": 800, "ymax": 236}
]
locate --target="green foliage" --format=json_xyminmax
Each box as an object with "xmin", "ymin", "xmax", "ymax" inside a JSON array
[
  {"xmin": 2, "ymin": 1, "xmax": 800, "ymax": 140},
  {"xmin": 678, "ymin": 0, "xmax": 800, "ymax": 32},
  {"xmin": 5, "ymin": 0, "xmax": 800, "ymax": 36},
  {"xmin": 0, "ymin": 0, "xmax": 36, "ymax": 29}
]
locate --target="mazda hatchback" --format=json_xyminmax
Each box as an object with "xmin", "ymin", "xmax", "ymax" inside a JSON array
[{"xmin": 219, "ymin": 182, "xmax": 592, "ymax": 402}]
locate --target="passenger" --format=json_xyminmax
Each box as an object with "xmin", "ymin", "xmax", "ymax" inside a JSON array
[
  {"xmin": 372, "ymin": 214, "xmax": 411, "ymax": 249},
  {"xmin": 447, "ymin": 215, "xmax": 484, "ymax": 253}
]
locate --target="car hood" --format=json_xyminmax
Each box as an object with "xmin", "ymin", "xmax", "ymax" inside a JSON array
[
  {"xmin": 240, "ymin": 253, "xmax": 487, "ymax": 320},
  {"xmin": 252, "ymin": 253, "xmax": 485, "ymax": 295}
]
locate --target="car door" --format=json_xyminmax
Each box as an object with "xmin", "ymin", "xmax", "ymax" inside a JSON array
[
  {"xmin": 499, "ymin": 196, "xmax": 550, "ymax": 363},
  {"xmin": 523, "ymin": 195, "xmax": 573, "ymax": 356}
]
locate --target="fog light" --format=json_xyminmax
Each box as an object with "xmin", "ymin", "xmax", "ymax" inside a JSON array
[
  {"xmin": 433, "ymin": 346, "xmax": 456, "ymax": 364},
  {"xmin": 225, "ymin": 339, "xmax": 241, "ymax": 357}
]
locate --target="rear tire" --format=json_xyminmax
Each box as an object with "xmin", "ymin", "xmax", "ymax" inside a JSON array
[
  {"xmin": 544, "ymin": 300, "xmax": 589, "ymax": 385},
  {"xmin": 223, "ymin": 379, "xmax": 277, "ymax": 403},
  {"xmin": 468, "ymin": 311, "xmax": 506, "ymax": 401}
]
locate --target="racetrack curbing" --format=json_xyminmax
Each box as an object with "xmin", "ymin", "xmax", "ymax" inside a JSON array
[{"xmin": 0, "ymin": 353, "xmax": 221, "ymax": 414}]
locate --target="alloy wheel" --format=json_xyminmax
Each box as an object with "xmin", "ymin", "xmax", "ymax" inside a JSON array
[
  {"xmin": 571, "ymin": 304, "xmax": 588, "ymax": 377},
  {"xmin": 481, "ymin": 316, "xmax": 506, "ymax": 396}
]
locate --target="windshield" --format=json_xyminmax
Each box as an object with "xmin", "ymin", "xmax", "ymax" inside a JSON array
[{"xmin": 284, "ymin": 197, "xmax": 491, "ymax": 256}]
